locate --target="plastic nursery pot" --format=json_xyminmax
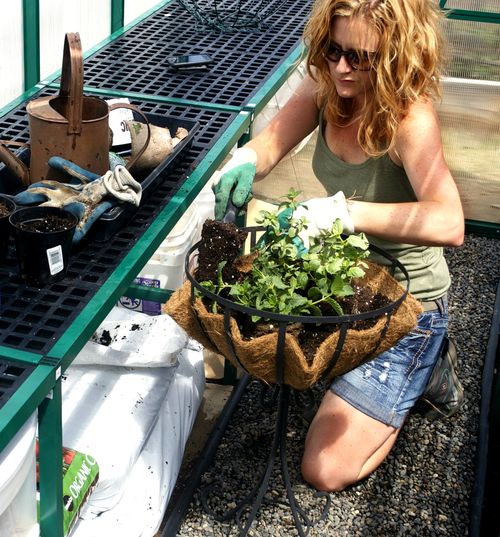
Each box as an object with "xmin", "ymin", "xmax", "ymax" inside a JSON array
[
  {"xmin": 0, "ymin": 194, "xmax": 16, "ymax": 262},
  {"xmin": 9, "ymin": 206, "xmax": 78, "ymax": 286}
]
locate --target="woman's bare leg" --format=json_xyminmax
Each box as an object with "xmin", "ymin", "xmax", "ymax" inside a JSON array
[{"xmin": 301, "ymin": 390, "xmax": 401, "ymax": 492}]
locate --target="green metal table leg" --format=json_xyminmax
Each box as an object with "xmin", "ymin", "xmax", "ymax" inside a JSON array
[{"xmin": 38, "ymin": 378, "xmax": 64, "ymax": 537}]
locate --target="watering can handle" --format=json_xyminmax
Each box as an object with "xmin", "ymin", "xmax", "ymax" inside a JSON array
[
  {"xmin": 59, "ymin": 33, "xmax": 84, "ymax": 136},
  {"xmin": 108, "ymin": 103, "xmax": 152, "ymax": 172},
  {"xmin": 0, "ymin": 141, "xmax": 30, "ymax": 187}
]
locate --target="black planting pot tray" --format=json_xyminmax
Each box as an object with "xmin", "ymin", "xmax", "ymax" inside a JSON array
[
  {"xmin": 94, "ymin": 112, "xmax": 199, "ymax": 241},
  {"xmin": 0, "ymin": 112, "xmax": 199, "ymax": 242}
]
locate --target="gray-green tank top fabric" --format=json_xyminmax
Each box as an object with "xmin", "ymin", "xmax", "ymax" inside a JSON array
[{"xmin": 311, "ymin": 109, "xmax": 450, "ymax": 301}]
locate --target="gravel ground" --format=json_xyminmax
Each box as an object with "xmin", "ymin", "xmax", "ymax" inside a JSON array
[{"xmin": 176, "ymin": 234, "xmax": 500, "ymax": 537}]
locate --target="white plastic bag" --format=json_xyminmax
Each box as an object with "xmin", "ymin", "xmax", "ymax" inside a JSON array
[{"xmin": 73, "ymin": 307, "xmax": 187, "ymax": 367}]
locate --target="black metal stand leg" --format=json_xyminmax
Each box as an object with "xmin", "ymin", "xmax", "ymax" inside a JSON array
[{"xmin": 201, "ymin": 383, "xmax": 330, "ymax": 537}]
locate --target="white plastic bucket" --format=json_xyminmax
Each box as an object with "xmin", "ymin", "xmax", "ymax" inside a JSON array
[
  {"xmin": 0, "ymin": 412, "xmax": 39, "ymax": 537},
  {"xmin": 194, "ymin": 180, "xmax": 215, "ymax": 232},
  {"xmin": 138, "ymin": 202, "xmax": 200, "ymax": 291}
]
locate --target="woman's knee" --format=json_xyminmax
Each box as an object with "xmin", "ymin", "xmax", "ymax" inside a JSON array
[{"xmin": 301, "ymin": 452, "xmax": 357, "ymax": 492}]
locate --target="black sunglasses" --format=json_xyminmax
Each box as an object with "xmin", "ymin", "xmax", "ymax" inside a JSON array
[{"xmin": 325, "ymin": 44, "xmax": 377, "ymax": 71}]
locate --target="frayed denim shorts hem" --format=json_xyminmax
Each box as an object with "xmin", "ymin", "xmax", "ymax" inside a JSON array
[{"xmin": 330, "ymin": 301, "xmax": 449, "ymax": 429}]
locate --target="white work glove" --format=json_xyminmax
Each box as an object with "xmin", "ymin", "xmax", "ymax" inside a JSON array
[
  {"xmin": 213, "ymin": 147, "xmax": 258, "ymax": 220},
  {"xmin": 293, "ymin": 192, "xmax": 354, "ymax": 248}
]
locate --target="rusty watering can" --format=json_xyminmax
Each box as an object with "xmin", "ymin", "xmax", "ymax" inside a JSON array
[{"xmin": 0, "ymin": 33, "xmax": 150, "ymax": 187}]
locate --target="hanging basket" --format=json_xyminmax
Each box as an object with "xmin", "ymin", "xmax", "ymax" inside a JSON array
[
  {"xmin": 176, "ymin": 0, "xmax": 288, "ymax": 33},
  {"xmin": 165, "ymin": 229, "xmax": 423, "ymax": 391}
]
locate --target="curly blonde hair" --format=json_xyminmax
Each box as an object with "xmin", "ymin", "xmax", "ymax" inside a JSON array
[{"xmin": 304, "ymin": 0, "xmax": 446, "ymax": 156}]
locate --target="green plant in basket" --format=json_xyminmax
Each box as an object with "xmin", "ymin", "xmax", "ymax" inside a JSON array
[{"xmin": 200, "ymin": 189, "xmax": 370, "ymax": 321}]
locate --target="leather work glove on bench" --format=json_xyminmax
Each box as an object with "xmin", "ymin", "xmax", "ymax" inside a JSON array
[{"xmin": 14, "ymin": 157, "xmax": 142, "ymax": 244}]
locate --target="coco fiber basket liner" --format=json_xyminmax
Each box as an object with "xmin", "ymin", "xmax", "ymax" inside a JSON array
[{"xmin": 165, "ymin": 256, "xmax": 423, "ymax": 391}]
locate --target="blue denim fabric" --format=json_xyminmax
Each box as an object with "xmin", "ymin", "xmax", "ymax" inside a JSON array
[{"xmin": 330, "ymin": 297, "xmax": 449, "ymax": 428}]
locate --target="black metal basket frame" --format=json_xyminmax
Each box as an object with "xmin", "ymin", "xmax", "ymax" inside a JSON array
[{"xmin": 185, "ymin": 225, "xmax": 411, "ymax": 385}]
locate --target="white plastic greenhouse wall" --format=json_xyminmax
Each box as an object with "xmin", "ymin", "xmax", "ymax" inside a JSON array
[{"xmin": 0, "ymin": 0, "xmax": 160, "ymax": 110}]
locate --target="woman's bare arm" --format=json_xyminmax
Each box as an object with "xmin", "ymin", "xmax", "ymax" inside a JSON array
[
  {"xmin": 348, "ymin": 101, "xmax": 464, "ymax": 247},
  {"xmin": 245, "ymin": 75, "xmax": 321, "ymax": 179}
]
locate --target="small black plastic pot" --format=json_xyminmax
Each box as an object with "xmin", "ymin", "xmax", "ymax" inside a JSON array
[
  {"xmin": 9, "ymin": 206, "xmax": 78, "ymax": 287},
  {"xmin": 0, "ymin": 194, "xmax": 16, "ymax": 261}
]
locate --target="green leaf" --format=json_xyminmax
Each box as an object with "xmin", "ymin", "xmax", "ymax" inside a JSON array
[
  {"xmin": 271, "ymin": 275, "xmax": 288, "ymax": 289},
  {"xmin": 323, "ymin": 297, "xmax": 344, "ymax": 315},
  {"xmin": 317, "ymin": 277, "xmax": 329, "ymax": 293},
  {"xmin": 308, "ymin": 287, "xmax": 323, "ymax": 301},
  {"xmin": 289, "ymin": 294, "xmax": 309, "ymax": 309},
  {"xmin": 297, "ymin": 272, "xmax": 309, "ymax": 288},
  {"xmin": 308, "ymin": 304, "xmax": 323, "ymax": 316},
  {"xmin": 348, "ymin": 266, "xmax": 366, "ymax": 279},
  {"xmin": 331, "ymin": 219, "xmax": 344, "ymax": 235},
  {"xmin": 346, "ymin": 233, "xmax": 369, "ymax": 250},
  {"xmin": 325, "ymin": 258, "xmax": 342, "ymax": 274},
  {"xmin": 330, "ymin": 275, "xmax": 353, "ymax": 297}
]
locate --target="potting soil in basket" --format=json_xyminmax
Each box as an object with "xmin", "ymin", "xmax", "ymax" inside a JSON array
[{"xmin": 165, "ymin": 259, "xmax": 423, "ymax": 391}]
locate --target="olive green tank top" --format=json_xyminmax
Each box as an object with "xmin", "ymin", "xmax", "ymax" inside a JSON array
[{"xmin": 312, "ymin": 109, "xmax": 450, "ymax": 300}]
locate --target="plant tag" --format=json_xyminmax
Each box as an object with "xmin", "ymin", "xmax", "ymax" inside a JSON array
[{"xmin": 47, "ymin": 245, "xmax": 64, "ymax": 275}]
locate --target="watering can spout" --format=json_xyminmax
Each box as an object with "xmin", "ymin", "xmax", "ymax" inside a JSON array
[{"xmin": 0, "ymin": 142, "xmax": 30, "ymax": 187}]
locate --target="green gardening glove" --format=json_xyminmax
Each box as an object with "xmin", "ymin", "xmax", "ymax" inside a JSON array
[
  {"xmin": 213, "ymin": 147, "xmax": 257, "ymax": 220},
  {"xmin": 256, "ymin": 207, "xmax": 308, "ymax": 257}
]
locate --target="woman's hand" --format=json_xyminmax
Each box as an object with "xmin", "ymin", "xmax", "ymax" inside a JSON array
[{"xmin": 213, "ymin": 148, "xmax": 257, "ymax": 220}]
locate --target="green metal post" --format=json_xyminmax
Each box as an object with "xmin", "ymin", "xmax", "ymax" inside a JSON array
[
  {"xmin": 111, "ymin": 0, "xmax": 125, "ymax": 33},
  {"xmin": 22, "ymin": 0, "xmax": 40, "ymax": 90},
  {"xmin": 38, "ymin": 377, "xmax": 64, "ymax": 537},
  {"xmin": 465, "ymin": 220, "xmax": 500, "ymax": 240},
  {"xmin": 442, "ymin": 8, "xmax": 500, "ymax": 24}
]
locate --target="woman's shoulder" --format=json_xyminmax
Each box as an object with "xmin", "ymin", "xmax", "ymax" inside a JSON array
[
  {"xmin": 391, "ymin": 99, "xmax": 441, "ymax": 163},
  {"xmin": 399, "ymin": 99, "xmax": 439, "ymax": 131},
  {"xmin": 395, "ymin": 99, "xmax": 440, "ymax": 144}
]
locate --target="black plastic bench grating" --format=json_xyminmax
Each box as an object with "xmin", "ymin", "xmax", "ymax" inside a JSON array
[
  {"xmin": 73, "ymin": 0, "xmax": 312, "ymax": 108},
  {"xmin": 0, "ymin": 89, "xmax": 237, "ymax": 356},
  {"xmin": 0, "ymin": 358, "xmax": 35, "ymax": 410}
]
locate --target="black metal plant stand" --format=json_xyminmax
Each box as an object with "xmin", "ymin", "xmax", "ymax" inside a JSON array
[{"xmin": 185, "ymin": 229, "xmax": 411, "ymax": 536}]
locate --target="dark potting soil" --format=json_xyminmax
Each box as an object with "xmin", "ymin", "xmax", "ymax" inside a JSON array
[
  {"xmin": 196, "ymin": 219, "xmax": 248, "ymax": 284},
  {"xmin": 0, "ymin": 200, "xmax": 13, "ymax": 218},
  {"xmin": 96, "ymin": 329, "xmax": 112, "ymax": 346},
  {"xmin": 196, "ymin": 220, "xmax": 391, "ymax": 363},
  {"xmin": 91, "ymin": 323, "xmax": 143, "ymax": 347},
  {"xmin": 16, "ymin": 215, "xmax": 74, "ymax": 233}
]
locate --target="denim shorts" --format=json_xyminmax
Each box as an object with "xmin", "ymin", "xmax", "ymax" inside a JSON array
[{"xmin": 330, "ymin": 296, "xmax": 449, "ymax": 428}]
